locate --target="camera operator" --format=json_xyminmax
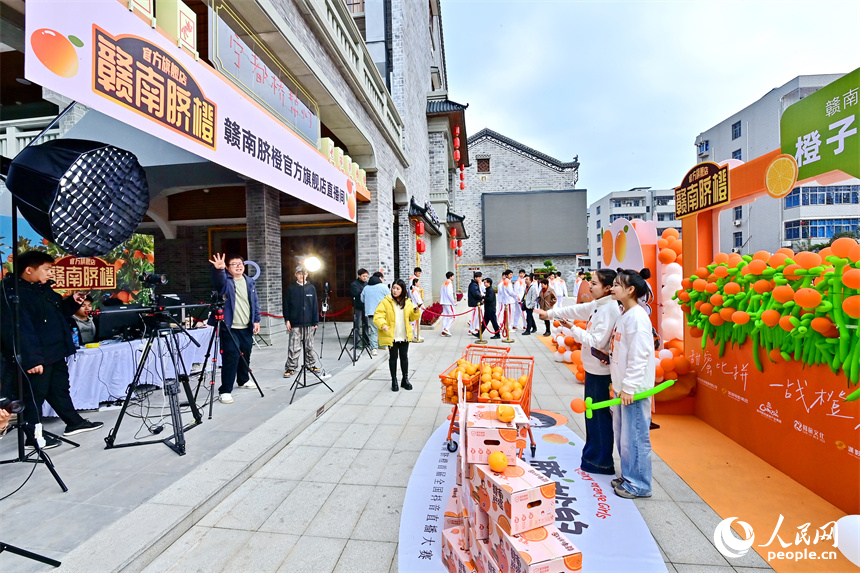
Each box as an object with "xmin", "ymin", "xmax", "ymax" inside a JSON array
[
  {"xmin": 208, "ymin": 253, "xmax": 260, "ymax": 404},
  {"xmin": 0, "ymin": 251, "xmax": 103, "ymax": 449},
  {"xmin": 350, "ymin": 269, "xmax": 369, "ymax": 349},
  {"xmin": 283, "ymin": 267, "xmax": 319, "ymax": 377}
]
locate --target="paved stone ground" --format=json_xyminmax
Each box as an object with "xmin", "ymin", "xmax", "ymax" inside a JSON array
[{"xmin": 0, "ymin": 305, "xmax": 773, "ymax": 573}]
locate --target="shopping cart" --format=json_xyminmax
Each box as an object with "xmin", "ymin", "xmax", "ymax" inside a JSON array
[
  {"xmin": 439, "ymin": 345, "xmax": 510, "ymax": 452},
  {"xmin": 476, "ymin": 355, "xmax": 537, "ymax": 456}
]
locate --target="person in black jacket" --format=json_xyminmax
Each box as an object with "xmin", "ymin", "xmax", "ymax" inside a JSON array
[
  {"xmin": 480, "ymin": 278, "xmax": 502, "ymax": 339},
  {"xmin": 350, "ymin": 269, "xmax": 369, "ymax": 350},
  {"xmin": 0, "ymin": 251, "xmax": 103, "ymax": 449},
  {"xmin": 283, "ymin": 266, "xmax": 319, "ymax": 377},
  {"xmin": 467, "ymin": 271, "xmax": 483, "ymax": 336}
]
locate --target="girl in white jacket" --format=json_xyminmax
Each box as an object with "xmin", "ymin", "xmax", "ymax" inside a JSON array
[
  {"xmin": 410, "ymin": 278, "xmax": 424, "ymax": 342},
  {"xmin": 536, "ymin": 269, "xmax": 621, "ymax": 475},
  {"xmin": 608, "ymin": 268, "xmax": 656, "ymax": 499}
]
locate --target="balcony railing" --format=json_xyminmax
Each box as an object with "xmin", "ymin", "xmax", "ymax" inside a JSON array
[{"xmin": 0, "ymin": 116, "xmax": 60, "ymax": 159}]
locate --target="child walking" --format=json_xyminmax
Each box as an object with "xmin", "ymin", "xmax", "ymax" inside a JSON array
[
  {"xmin": 608, "ymin": 268, "xmax": 655, "ymax": 498},
  {"xmin": 374, "ymin": 279, "xmax": 421, "ymax": 392},
  {"xmin": 535, "ymin": 269, "xmax": 620, "ymax": 475}
]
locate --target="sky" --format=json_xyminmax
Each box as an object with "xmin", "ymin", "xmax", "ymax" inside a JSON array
[{"xmin": 441, "ymin": 0, "xmax": 860, "ymax": 206}]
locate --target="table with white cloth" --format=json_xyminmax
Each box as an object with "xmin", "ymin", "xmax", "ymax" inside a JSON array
[{"xmin": 42, "ymin": 326, "xmax": 218, "ymax": 417}]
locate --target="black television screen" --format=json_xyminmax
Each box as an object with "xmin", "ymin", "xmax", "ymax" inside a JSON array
[{"xmin": 96, "ymin": 305, "xmax": 143, "ymax": 341}]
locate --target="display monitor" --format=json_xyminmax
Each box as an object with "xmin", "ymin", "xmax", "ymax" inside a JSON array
[{"xmin": 96, "ymin": 305, "xmax": 144, "ymax": 341}]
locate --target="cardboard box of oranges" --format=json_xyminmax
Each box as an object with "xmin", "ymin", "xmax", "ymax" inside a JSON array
[
  {"xmin": 463, "ymin": 404, "xmax": 529, "ymax": 465},
  {"xmin": 469, "ymin": 457, "xmax": 556, "ymax": 536},
  {"xmin": 441, "ymin": 527, "xmax": 475, "ymax": 573},
  {"xmin": 469, "ymin": 523, "xmax": 501, "ymax": 573},
  {"xmin": 488, "ymin": 520, "xmax": 583, "ymax": 573},
  {"xmin": 445, "ymin": 486, "xmax": 464, "ymax": 530}
]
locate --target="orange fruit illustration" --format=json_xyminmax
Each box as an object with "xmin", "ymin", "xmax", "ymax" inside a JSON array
[
  {"xmin": 503, "ymin": 465, "xmax": 525, "ymax": 478},
  {"xmin": 520, "ymin": 526, "xmax": 549, "ymax": 542},
  {"xmin": 500, "ymin": 484, "xmax": 513, "ymax": 493},
  {"xmin": 498, "ymin": 429, "xmax": 518, "ymax": 442},
  {"xmin": 540, "ymin": 483, "xmax": 556, "ymax": 499},
  {"xmin": 764, "ymin": 154, "xmax": 798, "ymax": 198},
  {"xmin": 31, "ymin": 29, "xmax": 79, "ymax": 78},
  {"xmin": 602, "ymin": 230, "xmax": 613, "ymax": 266},
  {"xmin": 497, "ymin": 515, "xmax": 512, "ymax": 534},
  {"xmin": 615, "ymin": 230, "xmax": 628, "ymax": 262},
  {"xmin": 564, "ymin": 553, "xmax": 583, "ymax": 571},
  {"xmin": 541, "ymin": 433, "xmax": 568, "ymax": 444}
]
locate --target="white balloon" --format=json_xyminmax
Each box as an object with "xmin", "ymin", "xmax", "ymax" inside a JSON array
[
  {"xmin": 662, "ymin": 318, "xmax": 683, "ymax": 342},
  {"xmin": 561, "ymin": 327, "xmax": 574, "ymax": 338},
  {"xmin": 664, "ymin": 274, "xmax": 682, "ymax": 292},
  {"xmin": 563, "ymin": 351, "xmax": 573, "ymax": 363},
  {"xmin": 663, "ymin": 299, "xmax": 680, "ymax": 313},
  {"xmin": 553, "ymin": 352, "xmax": 564, "ymax": 362},
  {"xmin": 664, "ymin": 263, "xmax": 683, "ymax": 276},
  {"xmin": 658, "ymin": 348, "xmax": 674, "ymax": 361},
  {"xmin": 556, "ymin": 336, "xmax": 566, "ymax": 347}
]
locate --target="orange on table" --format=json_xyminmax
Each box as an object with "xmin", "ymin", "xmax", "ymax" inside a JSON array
[{"xmin": 488, "ymin": 451, "xmax": 508, "ymax": 473}]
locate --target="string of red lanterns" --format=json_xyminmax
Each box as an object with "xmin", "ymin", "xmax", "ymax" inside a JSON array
[{"xmin": 454, "ymin": 125, "xmax": 465, "ymax": 191}]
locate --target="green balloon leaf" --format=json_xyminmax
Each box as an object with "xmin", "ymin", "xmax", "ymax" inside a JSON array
[{"xmin": 68, "ymin": 35, "xmax": 84, "ymax": 47}]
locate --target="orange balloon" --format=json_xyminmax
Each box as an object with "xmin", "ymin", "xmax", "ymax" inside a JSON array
[
  {"xmin": 776, "ymin": 248, "xmax": 795, "ymax": 257},
  {"xmin": 747, "ymin": 260, "xmax": 767, "ymax": 275},
  {"xmin": 709, "ymin": 313, "xmax": 724, "ymax": 326},
  {"xmin": 769, "ymin": 348, "xmax": 784, "ymax": 363},
  {"xmin": 564, "ymin": 336, "xmax": 576, "ymax": 348},
  {"xmin": 699, "ymin": 303, "xmax": 714, "ymax": 315},
  {"xmin": 655, "ymin": 365, "xmax": 664, "ymax": 378},
  {"xmin": 673, "ymin": 356, "xmax": 691, "ymax": 375},
  {"xmin": 769, "ymin": 253, "xmax": 789, "ymax": 268},
  {"xmin": 772, "ymin": 285, "xmax": 795, "ymax": 303},
  {"xmin": 795, "ymin": 288, "xmax": 822, "ymax": 309},
  {"xmin": 657, "ymin": 238, "xmax": 669, "ymax": 249},
  {"xmin": 810, "ymin": 316, "xmax": 834, "ymax": 334},
  {"xmin": 669, "ymin": 347, "xmax": 682, "ymax": 357},
  {"xmin": 705, "ymin": 282, "xmax": 719, "ymax": 294},
  {"xmin": 831, "ymin": 237, "xmax": 858, "ymax": 259},
  {"xmin": 843, "ymin": 269, "xmax": 860, "ymax": 290},
  {"xmin": 575, "ymin": 371, "xmax": 586, "ymax": 382},
  {"xmin": 848, "ymin": 243, "xmax": 860, "ymax": 263},
  {"xmin": 690, "ymin": 327, "xmax": 704, "ymax": 338},
  {"xmin": 570, "ymin": 398, "xmax": 586, "ymax": 413},
  {"xmin": 662, "ymin": 228, "xmax": 680, "ymax": 240},
  {"xmin": 779, "ymin": 315, "xmax": 795, "ymax": 331},
  {"xmin": 571, "ymin": 350, "xmax": 582, "ymax": 364},
  {"xmin": 753, "ymin": 251, "xmax": 771, "ymax": 262},
  {"xmin": 724, "ymin": 282, "xmax": 742, "ymax": 295},
  {"xmin": 761, "ymin": 309, "xmax": 781, "ymax": 327},
  {"xmin": 818, "ymin": 247, "xmax": 833, "ymax": 260},
  {"xmin": 665, "ymin": 339, "xmax": 684, "ymax": 351},
  {"xmin": 681, "ymin": 278, "xmax": 692, "ymax": 290},
  {"xmin": 732, "ymin": 311, "xmax": 750, "ymax": 325},
  {"xmin": 676, "ymin": 254, "xmax": 683, "ymax": 265},
  {"xmin": 658, "ymin": 249, "xmax": 677, "ymax": 264},
  {"xmin": 557, "ymin": 346, "xmax": 567, "ymax": 354},
  {"xmin": 713, "ymin": 266, "xmax": 729, "ymax": 278},
  {"xmin": 710, "ymin": 294, "xmax": 724, "ymax": 306},
  {"xmin": 681, "ymin": 304, "xmax": 692, "ymax": 314},
  {"xmin": 669, "ymin": 240, "xmax": 684, "ymax": 255},
  {"xmin": 678, "ymin": 291, "xmax": 691, "ymax": 302},
  {"xmin": 844, "ymin": 295, "xmax": 860, "ymax": 319},
  {"xmin": 660, "ymin": 358, "xmax": 674, "ymax": 372},
  {"xmin": 695, "ymin": 267, "xmax": 710, "ymax": 278},
  {"xmin": 753, "ymin": 280, "xmax": 773, "ymax": 294},
  {"xmin": 694, "ymin": 300, "xmax": 704, "ymax": 311},
  {"xmin": 714, "ymin": 252, "xmax": 729, "ymax": 264},
  {"xmin": 719, "ymin": 307, "xmax": 735, "ymax": 321},
  {"xmin": 794, "ymin": 251, "xmax": 822, "ymax": 270},
  {"xmin": 663, "ymin": 370, "xmax": 678, "ymax": 382},
  {"xmin": 693, "ymin": 279, "xmax": 708, "ymax": 292}
]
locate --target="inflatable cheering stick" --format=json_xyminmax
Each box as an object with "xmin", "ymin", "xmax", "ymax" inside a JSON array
[{"xmin": 570, "ymin": 380, "xmax": 676, "ymax": 418}]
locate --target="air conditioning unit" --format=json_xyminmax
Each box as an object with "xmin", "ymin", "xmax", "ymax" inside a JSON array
[
  {"xmin": 731, "ymin": 248, "xmax": 741, "ymax": 254},
  {"xmin": 733, "ymin": 220, "xmax": 742, "ymax": 227}
]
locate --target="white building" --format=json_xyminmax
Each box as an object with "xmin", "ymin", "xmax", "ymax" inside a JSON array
[
  {"xmin": 693, "ymin": 74, "xmax": 859, "ymax": 254},
  {"xmin": 587, "ymin": 187, "xmax": 681, "ymax": 266}
]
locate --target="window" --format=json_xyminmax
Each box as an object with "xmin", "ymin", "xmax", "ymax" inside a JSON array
[
  {"xmin": 597, "ymin": 247, "xmax": 601, "ymax": 257},
  {"xmin": 596, "ymin": 233, "xmax": 602, "ymax": 243},
  {"xmin": 732, "ymin": 121, "xmax": 741, "ymax": 140},
  {"xmin": 733, "ymin": 206, "xmax": 743, "ymax": 220},
  {"xmin": 785, "ymin": 218, "xmax": 860, "ymax": 240},
  {"xmin": 733, "ymin": 232, "xmax": 743, "ymax": 248},
  {"xmin": 784, "ymin": 188, "xmax": 800, "ymax": 209},
  {"xmin": 476, "ymin": 158, "xmax": 490, "ymax": 173},
  {"xmin": 732, "ymin": 149, "xmax": 742, "ymax": 160},
  {"xmin": 655, "ymin": 197, "xmax": 673, "ymax": 206},
  {"xmin": 697, "ymin": 140, "xmax": 710, "ymax": 154},
  {"xmin": 596, "ymin": 220, "xmax": 601, "ymax": 229},
  {"xmin": 794, "ymin": 185, "xmax": 859, "ymax": 206},
  {"xmin": 610, "ymin": 214, "xmax": 635, "ymax": 223},
  {"xmin": 596, "ymin": 206, "xmax": 601, "ymax": 215},
  {"xmin": 657, "ymin": 213, "xmax": 675, "ymax": 222},
  {"xmin": 613, "ymin": 200, "xmax": 621, "ymax": 208}
]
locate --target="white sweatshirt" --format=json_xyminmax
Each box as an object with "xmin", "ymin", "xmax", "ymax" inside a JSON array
[
  {"xmin": 514, "ymin": 277, "xmax": 526, "ymax": 299},
  {"xmin": 498, "ymin": 278, "xmax": 516, "ymax": 305},
  {"xmin": 609, "ymin": 305, "xmax": 656, "ymax": 396},
  {"xmin": 410, "ymin": 285, "xmax": 423, "ymax": 307},
  {"xmin": 547, "ymin": 296, "xmax": 621, "ymax": 376},
  {"xmin": 440, "ymin": 279, "xmax": 456, "ymax": 306}
]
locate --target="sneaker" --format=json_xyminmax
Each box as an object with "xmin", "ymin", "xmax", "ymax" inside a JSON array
[
  {"xmin": 611, "ymin": 477, "xmax": 625, "ymax": 488},
  {"xmin": 441, "ymin": 331, "xmax": 451, "ymax": 337},
  {"xmin": 371, "ymin": 349, "xmax": 378, "ymax": 356},
  {"xmin": 238, "ymin": 381, "xmax": 257, "ymax": 389},
  {"xmin": 523, "ymin": 331, "xmax": 531, "ymax": 336},
  {"xmin": 309, "ymin": 366, "xmax": 321, "ymax": 373},
  {"xmin": 613, "ymin": 483, "xmax": 650, "ymax": 499},
  {"xmin": 26, "ymin": 435, "xmax": 61, "ymax": 450},
  {"xmin": 490, "ymin": 334, "xmax": 501, "ymax": 339},
  {"xmin": 219, "ymin": 393, "xmax": 234, "ymax": 404},
  {"xmin": 401, "ymin": 379, "xmax": 413, "ymax": 391},
  {"xmin": 284, "ymin": 370, "xmax": 294, "ymax": 378},
  {"xmin": 64, "ymin": 419, "xmax": 104, "ymax": 436}
]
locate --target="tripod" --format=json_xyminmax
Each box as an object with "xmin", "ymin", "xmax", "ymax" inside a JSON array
[
  {"xmin": 318, "ymin": 282, "xmax": 341, "ymax": 360},
  {"xmin": 288, "ymin": 276, "xmax": 333, "ymax": 404},
  {"xmin": 194, "ymin": 305, "xmax": 263, "ymax": 419},
  {"xmin": 104, "ymin": 312, "xmax": 203, "ymax": 456}
]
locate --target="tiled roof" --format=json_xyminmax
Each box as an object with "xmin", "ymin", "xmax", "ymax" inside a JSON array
[
  {"xmin": 446, "ymin": 211, "xmax": 468, "ymax": 239},
  {"xmin": 426, "ymin": 99, "xmax": 469, "ymax": 114},
  {"xmin": 466, "ymin": 128, "xmax": 579, "ymax": 172}
]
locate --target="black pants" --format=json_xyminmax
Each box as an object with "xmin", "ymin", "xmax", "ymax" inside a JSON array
[
  {"xmin": 18, "ymin": 359, "xmax": 85, "ymax": 430},
  {"xmin": 353, "ymin": 310, "xmax": 368, "ymax": 347},
  {"xmin": 581, "ymin": 372, "xmax": 615, "ymax": 474},
  {"xmin": 525, "ymin": 309, "xmax": 536, "ymax": 333},
  {"xmin": 388, "ymin": 340, "xmax": 409, "ymax": 381},
  {"xmin": 481, "ymin": 308, "xmax": 500, "ymax": 336},
  {"xmin": 219, "ymin": 327, "xmax": 253, "ymax": 394},
  {"xmin": 544, "ymin": 319, "xmax": 551, "ymax": 333}
]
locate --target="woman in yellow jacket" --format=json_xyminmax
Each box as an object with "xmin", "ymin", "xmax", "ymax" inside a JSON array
[{"xmin": 374, "ymin": 279, "xmax": 421, "ymax": 392}]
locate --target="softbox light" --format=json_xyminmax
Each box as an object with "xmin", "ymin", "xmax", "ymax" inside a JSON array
[{"xmin": 4, "ymin": 139, "xmax": 149, "ymax": 257}]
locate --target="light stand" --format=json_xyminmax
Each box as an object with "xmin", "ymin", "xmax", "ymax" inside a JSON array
[
  {"xmin": 289, "ymin": 262, "xmax": 333, "ymax": 404},
  {"xmin": 318, "ymin": 281, "xmax": 341, "ymax": 359}
]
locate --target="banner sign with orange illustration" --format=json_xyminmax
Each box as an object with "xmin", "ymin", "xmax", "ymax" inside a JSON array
[
  {"xmin": 780, "ymin": 67, "xmax": 860, "ymax": 182},
  {"xmin": 50, "ymin": 255, "xmax": 116, "ymax": 290},
  {"xmin": 674, "ymin": 162, "xmax": 730, "ymax": 220},
  {"xmin": 24, "ymin": 0, "xmax": 355, "ymax": 222}
]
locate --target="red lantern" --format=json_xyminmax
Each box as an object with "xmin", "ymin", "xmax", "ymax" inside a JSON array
[
  {"xmin": 416, "ymin": 239, "xmax": 426, "ymax": 253},
  {"xmin": 415, "ymin": 220, "xmax": 425, "ymax": 236},
  {"xmin": 457, "ymin": 248, "xmax": 463, "ymax": 257},
  {"xmin": 454, "ymin": 126, "xmax": 460, "ymax": 136},
  {"xmin": 450, "ymin": 239, "xmax": 457, "ymax": 250},
  {"xmin": 457, "ymin": 239, "xmax": 462, "ymax": 248},
  {"xmin": 460, "ymin": 182, "xmax": 465, "ymax": 190},
  {"xmin": 454, "ymin": 137, "xmax": 460, "ymax": 149},
  {"xmin": 450, "ymin": 228, "xmax": 457, "ymax": 238},
  {"xmin": 453, "ymin": 150, "xmax": 460, "ymax": 162},
  {"xmin": 459, "ymin": 164, "xmax": 464, "ymax": 172},
  {"xmin": 459, "ymin": 172, "xmax": 464, "ymax": 181}
]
